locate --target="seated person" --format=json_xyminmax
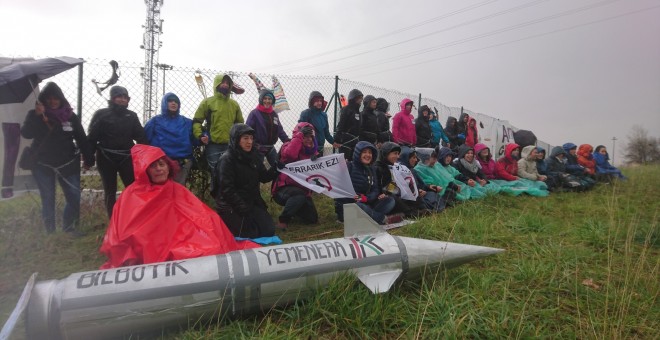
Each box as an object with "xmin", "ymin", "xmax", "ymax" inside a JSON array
[
  {"xmin": 496, "ymin": 143, "xmax": 521, "ymax": 179},
  {"xmin": 335, "ymin": 141, "xmax": 396, "ymax": 224},
  {"xmin": 416, "ymin": 147, "xmax": 473, "ymax": 201},
  {"xmin": 545, "ymin": 146, "xmax": 588, "ymax": 191},
  {"xmin": 375, "ymin": 142, "xmax": 422, "ymax": 217},
  {"xmin": 475, "ymin": 143, "xmax": 545, "ymax": 196},
  {"xmin": 452, "ymin": 144, "xmax": 499, "ymax": 197},
  {"xmin": 414, "ymin": 148, "xmax": 458, "ymax": 207},
  {"xmin": 535, "ymin": 146, "xmax": 559, "ymax": 191},
  {"xmin": 399, "ymin": 146, "xmax": 446, "ymax": 213},
  {"xmin": 100, "ymin": 144, "xmax": 258, "ymax": 269},
  {"xmin": 272, "ymin": 123, "xmax": 319, "ymax": 230},
  {"xmin": 577, "ymin": 144, "xmax": 597, "ymax": 176},
  {"xmin": 518, "ymin": 145, "xmax": 549, "ymax": 186},
  {"xmin": 563, "ymin": 142, "xmax": 596, "ymax": 189},
  {"xmin": 214, "ymin": 124, "xmax": 278, "ymax": 239},
  {"xmin": 593, "ymin": 145, "xmax": 626, "ymax": 181}
]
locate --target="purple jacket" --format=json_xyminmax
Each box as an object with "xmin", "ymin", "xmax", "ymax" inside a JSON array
[{"xmin": 245, "ymin": 108, "xmax": 289, "ymax": 151}]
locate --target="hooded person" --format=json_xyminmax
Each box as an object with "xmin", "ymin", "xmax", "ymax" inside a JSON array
[
  {"xmin": 415, "ymin": 146, "xmax": 471, "ymax": 201},
  {"xmin": 88, "ymin": 85, "xmax": 148, "ymax": 218},
  {"xmin": 562, "ymin": 142, "xmax": 596, "ymax": 189},
  {"xmin": 374, "ymin": 142, "xmax": 422, "ymax": 217},
  {"xmin": 335, "ymin": 89, "xmax": 364, "ymax": 160},
  {"xmin": 144, "ymin": 92, "xmax": 197, "ymax": 184},
  {"xmin": 334, "ymin": 141, "xmax": 396, "ymax": 224},
  {"xmin": 245, "ymin": 89, "xmax": 290, "ymax": 168},
  {"xmin": 214, "ymin": 124, "xmax": 279, "ymax": 239},
  {"xmin": 299, "ymin": 91, "xmax": 337, "ymax": 156},
  {"xmin": 399, "ymin": 146, "xmax": 446, "ymax": 212},
  {"xmin": 456, "ymin": 111, "xmax": 469, "ymax": 139},
  {"xmin": 192, "ymin": 73, "xmax": 244, "ymax": 171},
  {"xmin": 359, "ymin": 95, "xmax": 380, "ymax": 144},
  {"xmin": 593, "ymin": 145, "xmax": 626, "ymax": 180},
  {"xmin": 515, "ymin": 145, "xmax": 549, "ymax": 196},
  {"xmin": 465, "ymin": 117, "xmax": 479, "ymax": 147},
  {"xmin": 271, "ymin": 122, "xmax": 320, "ymax": 230},
  {"xmin": 374, "ymin": 97, "xmax": 393, "ymax": 144},
  {"xmin": 415, "ymin": 105, "xmax": 433, "ymax": 147},
  {"xmin": 443, "ymin": 116, "xmax": 464, "ymax": 147},
  {"xmin": 544, "ymin": 146, "xmax": 585, "ymax": 191},
  {"xmin": 577, "ymin": 144, "xmax": 596, "ymax": 175},
  {"xmin": 474, "ymin": 143, "xmax": 538, "ymax": 196},
  {"xmin": 99, "ymin": 144, "xmax": 259, "ymax": 269},
  {"xmin": 452, "ymin": 144, "xmax": 499, "ymax": 197},
  {"xmin": 497, "ymin": 143, "xmax": 522, "ymax": 179},
  {"xmin": 429, "ymin": 109, "xmax": 450, "ymax": 148},
  {"xmin": 21, "ymin": 82, "xmax": 94, "ymax": 234},
  {"xmin": 392, "ymin": 98, "xmax": 416, "ymax": 147}
]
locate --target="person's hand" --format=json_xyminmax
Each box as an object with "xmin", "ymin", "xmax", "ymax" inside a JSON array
[
  {"xmin": 456, "ymin": 185, "xmax": 462, "ymax": 193},
  {"xmin": 200, "ymin": 135, "xmax": 209, "ymax": 145},
  {"xmin": 419, "ymin": 189, "xmax": 426, "ymax": 197},
  {"xmin": 310, "ymin": 153, "xmax": 319, "ymax": 161},
  {"xmin": 35, "ymin": 101, "xmax": 45, "ymax": 115},
  {"xmin": 376, "ymin": 142, "xmax": 382, "ymax": 149},
  {"xmin": 276, "ymin": 161, "xmax": 286, "ymax": 170},
  {"xmin": 354, "ymin": 194, "xmax": 360, "ymax": 202},
  {"xmin": 332, "ymin": 142, "xmax": 341, "ymax": 149},
  {"xmin": 378, "ymin": 193, "xmax": 386, "ymax": 200},
  {"xmin": 539, "ymin": 175, "xmax": 547, "ymax": 182},
  {"xmin": 467, "ymin": 179, "xmax": 476, "ymax": 187}
]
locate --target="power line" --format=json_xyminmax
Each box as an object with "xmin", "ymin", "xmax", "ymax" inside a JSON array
[
  {"xmin": 321, "ymin": 0, "xmax": 620, "ymax": 75},
  {"xmin": 277, "ymin": 0, "xmax": 551, "ymax": 74},
  {"xmin": 350, "ymin": 4, "xmax": 660, "ymax": 79},
  {"xmin": 252, "ymin": 0, "xmax": 498, "ymax": 72}
]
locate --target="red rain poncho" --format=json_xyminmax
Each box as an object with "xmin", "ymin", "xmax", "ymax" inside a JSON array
[{"xmin": 100, "ymin": 144, "xmax": 258, "ymax": 269}]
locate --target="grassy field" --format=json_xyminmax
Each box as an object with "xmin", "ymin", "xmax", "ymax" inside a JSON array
[{"xmin": 1, "ymin": 166, "xmax": 658, "ymax": 339}]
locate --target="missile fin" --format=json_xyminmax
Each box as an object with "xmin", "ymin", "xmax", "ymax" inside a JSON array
[
  {"xmin": 356, "ymin": 269, "xmax": 402, "ymax": 294},
  {"xmin": 343, "ymin": 203, "xmax": 386, "ymax": 238}
]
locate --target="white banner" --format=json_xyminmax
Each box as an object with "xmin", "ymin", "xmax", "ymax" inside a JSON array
[
  {"xmin": 390, "ymin": 163, "xmax": 418, "ymax": 201},
  {"xmin": 279, "ymin": 154, "xmax": 356, "ymax": 199}
]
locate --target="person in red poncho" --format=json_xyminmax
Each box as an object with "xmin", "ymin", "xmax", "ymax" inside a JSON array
[{"xmin": 99, "ymin": 144, "xmax": 258, "ymax": 269}]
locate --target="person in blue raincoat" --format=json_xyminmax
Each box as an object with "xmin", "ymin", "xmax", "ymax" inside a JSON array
[{"xmin": 144, "ymin": 92, "xmax": 197, "ymax": 184}]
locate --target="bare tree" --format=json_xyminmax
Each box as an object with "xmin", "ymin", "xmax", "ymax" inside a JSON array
[{"xmin": 624, "ymin": 125, "xmax": 660, "ymax": 164}]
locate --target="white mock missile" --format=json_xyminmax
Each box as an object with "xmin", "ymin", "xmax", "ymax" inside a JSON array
[{"xmin": 22, "ymin": 204, "xmax": 503, "ymax": 339}]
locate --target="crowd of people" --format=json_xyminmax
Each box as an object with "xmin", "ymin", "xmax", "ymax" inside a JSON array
[{"xmin": 21, "ymin": 79, "xmax": 627, "ymax": 267}]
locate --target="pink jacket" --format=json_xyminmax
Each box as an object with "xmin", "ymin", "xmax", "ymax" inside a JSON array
[
  {"xmin": 272, "ymin": 122, "xmax": 318, "ymax": 196},
  {"xmin": 392, "ymin": 98, "xmax": 416, "ymax": 146}
]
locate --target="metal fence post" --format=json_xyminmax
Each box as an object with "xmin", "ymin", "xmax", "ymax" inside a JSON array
[
  {"xmin": 333, "ymin": 75, "xmax": 339, "ymax": 130},
  {"xmin": 418, "ymin": 93, "xmax": 422, "ymax": 111},
  {"xmin": 77, "ymin": 63, "xmax": 83, "ymax": 118}
]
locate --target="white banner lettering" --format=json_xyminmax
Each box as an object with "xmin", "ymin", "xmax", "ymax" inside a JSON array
[
  {"xmin": 280, "ymin": 154, "xmax": 356, "ymax": 199},
  {"xmin": 390, "ymin": 163, "xmax": 418, "ymax": 201}
]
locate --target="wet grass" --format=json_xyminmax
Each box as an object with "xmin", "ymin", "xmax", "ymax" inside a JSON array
[{"xmin": 1, "ymin": 165, "xmax": 658, "ymax": 339}]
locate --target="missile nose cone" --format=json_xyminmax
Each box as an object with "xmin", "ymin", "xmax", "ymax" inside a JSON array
[{"xmin": 395, "ymin": 236, "xmax": 503, "ymax": 274}]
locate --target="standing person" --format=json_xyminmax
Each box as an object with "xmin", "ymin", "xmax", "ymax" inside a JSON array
[
  {"xmin": 144, "ymin": 92, "xmax": 196, "ymax": 185},
  {"xmin": 245, "ymin": 89, "xmax": 290, "ymax": 168},
  {"xmin": 214, "ymin": 124, "xmax": 278, "ymax": 239},
  {"xmin": 88, "ymin": 85, "xmax": 147, "ymax": 218},
  {"xmin": 456, "ymin": 111, "xmax": 469, "ymax": 141},
  {"xmin": 335, "ymin": 89, "xmax": 364, "ymax": 159},
  {"xmin": 21, "ymin": 82, "xmax": 94, "ymax": 234},
  {"xmin": 334, "ymin": 141, "xmax": 396, "ymax": 224},
  {"xmin": 272, "ymin": 123, "xmax": 319, "ymax": 230},
  {"xmin": 374, "ymin": 97, "xmax": 393, "ymax": 146},
  {"xmin": 464, "ymin": 117, "xmax": 479, "ymax": 147},
  {"xmin": 359, "ymin": 95, "xmax": 380, "ymax": 144},
  {"xmin": 429, "ymin": 109, "xmax": 450, "ymax": 148},
  {"xmin": 444, "ymin": 116, "xmax": 464, "ymax": 148},
  {"xmin": 298, "ymin": 91, "xmax": 338, "ymax": 156},
  {"xmin": 192, "ymin": 73, "xmax": 243, "ymax": 172},
  {"xmin": 392, "ymin": 98, "xmax": 416, "ymax": 147},
  {"xmin": 415, "ymin": 105, "xmax": 433, "ymax": 147}
]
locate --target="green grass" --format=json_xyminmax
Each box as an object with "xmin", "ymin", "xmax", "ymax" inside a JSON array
[{"xmin": 1, "ymin": 166, "xmax": 658, "ymax": 339}]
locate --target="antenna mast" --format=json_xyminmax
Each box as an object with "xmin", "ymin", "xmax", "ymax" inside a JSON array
[{"xmin": 140, "ymin": 0, "xmax": 164, "ymax": 122}]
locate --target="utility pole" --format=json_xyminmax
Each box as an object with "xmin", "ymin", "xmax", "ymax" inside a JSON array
[
  {"xmin": 611, "ymin": 136, "xmax": 617, "ymax": 164},
  {"xmin": 156, "ymin": 63, "xmax": 173, "ymax": 96},
  {"xmin": 140, "ymin": 0, "xmax": 164, "ymax": 122}
]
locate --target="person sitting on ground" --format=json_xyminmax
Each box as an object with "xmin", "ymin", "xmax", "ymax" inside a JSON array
[
  {"xmin": 544, "ymin": 146, "xmax": 587, "ymax": 191},
  {"xmin": 415, "ymin": 105, "xmax": 433, "ymax": 148},
  {"xmin": 429, "ymin": 109, "xmax": 450, "ymax": 148},
  {"xmin": 246, "ymin": 89, "xmax": 290, "ymax": 168},
  {"xmin": 399, "ymin": 147, "xmax": 446, "ymax": 212},
  {"xmin": 517, "ymin": 146, "xmax": 549, "ymax": 195},
  {"xmin": 562, "ymin": 142, "xmax": 596, "ymax": 189},
  {"xmin": 144, "ymin": 92, "xmax": 197, "ymax": 185},
  {"xmin": 534, "ymin": 146, "xmax": 558, "ymax": 191},
  {"xmin": 474, "ymin": 143, "xmax": 545, "ymax": 196},
  {"xmin": 392, "ymin": 98, "xmax": 416, "ymax": 147},
  {"xmin": 593, "ymin": 145, "xmax": 627, "ymax": 181},
  {"xmin": 99, "ymin": 144, "xmax": 259, "ymax": 269},
  {"xmin": 497, "ymin": 143, "xmax": 522, "ymax": 179},
  {"xmin": 417, "ymin": 146, "xmax": 474, "ymax": 201},
  {"xmin": 577, "ymin": 144, "xmax": 597, "ymax": 176},
  {"xmin": 271, "ymin": 122, "xmax": 319, "ymax": 230},
  {"xmin": 334, "ymin": 141, "xmax": 396, "ymax": 224},
  {"xmin": 464, "ymin": 117, "xmax": 479, "ymax": 147},
  {"xmin": 298, "ymin": 91, "xmax": 339, "ymax": 156},
  {"xmin": 214, "ymin": 124, "xmax": 278, "ymax": 239},
  {"xmin": 375, "ymin": 142, "xmax": 423, "ymax": 217},
  {"xmin": 414, "ymin": 148, "xmax": 459, "ymax": 206},
  {"xmin": 452, "ymin": 144, "xmax": 499, "ymax": 197}
]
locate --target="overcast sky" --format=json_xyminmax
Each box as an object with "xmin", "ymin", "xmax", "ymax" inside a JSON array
[{"xmin": 2, "ymin": 0, "xmax": 659, "ymax": 163}]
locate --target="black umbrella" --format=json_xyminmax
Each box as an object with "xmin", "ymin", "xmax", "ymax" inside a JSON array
[
  {"xmin": 513, "ymin": 129, "xmax": 537, "ymax": 149},
  {"xmin": 0, "ymin": 56, "xmax": 84, "ymax": 104}
]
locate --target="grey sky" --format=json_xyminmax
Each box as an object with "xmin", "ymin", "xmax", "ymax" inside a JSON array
[{"xmin": 2, "ymin": 0, "xmax": 659, "ymax": 163}]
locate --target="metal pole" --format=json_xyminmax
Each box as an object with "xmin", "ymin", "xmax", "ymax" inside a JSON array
[
  {"xmin": 612, "ymin": 136, "xmax": 617, "ymax": 164},
  {"xmin": 333, "ymin": 75, "xmax": 339, "ymax": 131},
  {"xmin": 77, "ymin": 63, "xmax": 83, "ymax": 118},
  {"xmin": 162, "ymin": 67, "xmax": 166, "ymax": 97},
  {"xmin": 418, "ymin": 93, "xmax": 422, "ymax": 111}
]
